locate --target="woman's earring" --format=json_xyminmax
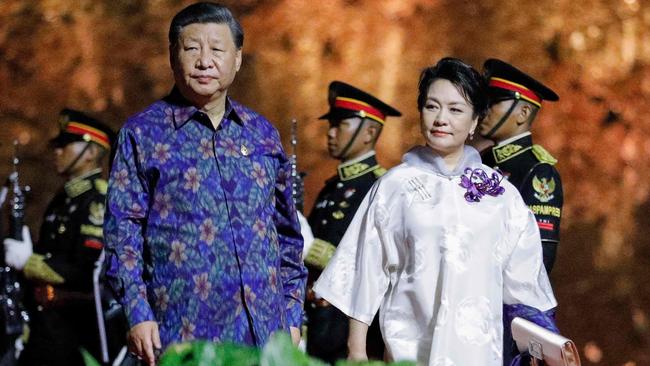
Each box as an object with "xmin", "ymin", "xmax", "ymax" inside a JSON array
[{"xmin": 469, "ymin": 131, "xmax": 475, "ymax": 140}]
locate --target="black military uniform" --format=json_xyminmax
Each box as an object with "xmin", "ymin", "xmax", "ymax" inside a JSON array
[
  {"xmin": 481, "ymin": 59, "xmax": 563, "ymax": 274},
  {"xmin": 481, "ymin": 59, "xmax": 563, "ymax": 366},
  {"xmin": 18, "ymin": 110, "xmax": 115, "ymax": 366},
  {"xmin": 305, "ymin": 81, "xmax": 400, "ymax": 364},
  {"xmin": 482, "ymin": 133, "xmax": 563, "ymax": 272},
  {"xmin": 307, "ymin": 154, "xmax": 386, "ymax": 247}
]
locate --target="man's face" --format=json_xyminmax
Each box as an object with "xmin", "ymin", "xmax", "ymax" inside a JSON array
[
  {"xmin": 478, "ymin": 99, "xmax": 519, "ymax": 141},
  {"xmin": 171, "ymin": 23, "xmax": 242, "ymax": 106},
  {"xmin": 327, "ymin": 117, "xmax": 367, "ymax": 160},
  {"xmin": 54, "ymin": 141, "xmax": 89, "ymax": 175}
]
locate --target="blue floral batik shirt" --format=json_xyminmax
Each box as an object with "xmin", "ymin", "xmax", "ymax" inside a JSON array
[{"xmin": 104, "ymin": 90, "xmax": 307, "ymax": 347}]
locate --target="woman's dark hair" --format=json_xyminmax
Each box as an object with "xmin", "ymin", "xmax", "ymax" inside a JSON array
[
  {"xmin": 417, "ymin": 57, "xmax": 488, "ymax": 121},
  {"xmin": 168, "ymin": 2, "xmax": 244, "ymax": 49}
]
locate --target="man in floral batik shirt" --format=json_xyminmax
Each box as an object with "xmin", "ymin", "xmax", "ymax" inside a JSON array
[{"xmin": 103, "ymin": 3, "xmax": 306, "ymax": 365}]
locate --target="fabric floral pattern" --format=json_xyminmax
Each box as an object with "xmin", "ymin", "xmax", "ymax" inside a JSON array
[{"xmin": 104, "ymin": 91, "xmax": 307, "ymax": 348}]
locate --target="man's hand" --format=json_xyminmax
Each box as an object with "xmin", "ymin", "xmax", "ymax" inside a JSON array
[
  {"xmin": 3, "ymin": 226, "xmax": 33, "ymax": 270},
  {"xmin": 289, "ymin": 326, "xmax": 301, "ymax": 346},
  {"xmin": 128, "ymin": 321, "xmax": 161, "ymax": 366}
]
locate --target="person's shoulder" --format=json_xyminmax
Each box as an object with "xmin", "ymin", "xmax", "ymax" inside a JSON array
[
  {"xmin": 93, "ymin": 177, "xmax": 108, "ymax": 196},
  {"xmin": 528, "ymin": 157, "xmax": 562, "ymax": 183},
  {"xmin": 531, "ymin": 144, "xmax": 558, "ymax": 166},
  {"xmin": 479, "ymin": 163, "xmax": 521, "ymax": 199},
  {"xmin": 373, "ymin": 162, "xmax": 415, "ymax": 192},
  {"xmin": 230, "ymin": 99, "xmax": 272, "ymax": 126},
  {"xmin": 121, "ymin": 99, "xmax": 169, "ymax": 131},
  {"xmin": 230, "ymin": 99, "xmax": 281, "ymax": 144}
]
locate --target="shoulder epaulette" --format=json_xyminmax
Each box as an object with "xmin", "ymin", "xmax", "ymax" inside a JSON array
[
  {"xmin": 532, "ymin": 145, "xmax": 558, "ymax": 165},
  {"xmin": 94, "ymin": 178, "xmax": 108, "ymax": 195},
  {"xmin": 373, "ymin": 166, "xmax": 387, "ymax": 178}
]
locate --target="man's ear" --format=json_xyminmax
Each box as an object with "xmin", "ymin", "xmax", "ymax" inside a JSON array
[
  {"xmin": 516, "ymin": 104, "xmax": 533, "ymax": 126},
  {"xmin": 84, "ymin": 144, "xmax": 100, "ymax": 162},
  {"xmin": 365, "ymin": 123, "xmax": 381, "ymax": 144},
  {"xmin": 235, "ymin": 49, "xmax": 242, "ymax": 72},
  {"xmin": 169, "ymin": 45, "xmax": 177, "ymax": 71}
]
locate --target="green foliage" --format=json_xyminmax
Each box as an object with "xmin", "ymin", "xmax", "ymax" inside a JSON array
[
  {"xmin": 159, "ymin": 341, "xmax": 260, "ymax": 366},
  {"xmin": 260, "ymin": 332, "xmax": 326, "ymax": 366},
  {"xmin": 82, "ymin": 332, "xmax": 416, "ymax": 366},
  {"xmin": 335, "ymin": 361, "xmax": 415, "ymax": 366},
  {"xmin": 80, "ymin": 348, "xmax": 102, "ymax": 366}
]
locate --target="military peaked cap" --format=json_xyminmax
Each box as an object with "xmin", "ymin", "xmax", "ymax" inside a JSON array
[
  {"xmin": 50, "ymin": 108, "xmax": 115, "ymax": 150},
  {"xmin": 318, "ymin": 81, "xmax": 401, "ymax": 125},
  {"xmin": 484, "ymin": 59, "xmax": 559, "ymax": 108}
]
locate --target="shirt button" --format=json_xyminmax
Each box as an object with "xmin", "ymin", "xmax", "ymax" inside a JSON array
[{"xmin": 240, "ymin": 144, "xmax": 249, "ymax": 156}]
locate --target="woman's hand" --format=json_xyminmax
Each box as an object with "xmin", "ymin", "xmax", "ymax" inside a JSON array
[
  {"xmin": 347, "ymin": 350, "xmax": 369, "ymax": 361},
  {"xmin": 347, "ymin": 318, "xmax": 369, "ymax": 361}
]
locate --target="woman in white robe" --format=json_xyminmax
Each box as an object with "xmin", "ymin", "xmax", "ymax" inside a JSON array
[{"xmin": 313, "ymin": 58, "xmax": 556, "ymax": 366}]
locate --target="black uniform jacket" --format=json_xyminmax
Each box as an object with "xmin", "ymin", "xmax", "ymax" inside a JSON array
[
  {"xmin": 307, "ymin": 153, "xmax": 385, "ymax": 250},
  {"xmin": 482, "ymin": 133, "xmax": 563, "ymax": 272},
  {"xmin": 35, "ymin": 169, "xmax": 106, "ymax": 293}
]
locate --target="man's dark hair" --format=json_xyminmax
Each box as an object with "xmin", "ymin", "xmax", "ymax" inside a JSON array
[
  {"xmin": 169, "ymin": 2, "xmax": 244, "ymax": 49},
  {"xmin": 417, "ymin": 57, "xmax": 489, "ymax": 121}
]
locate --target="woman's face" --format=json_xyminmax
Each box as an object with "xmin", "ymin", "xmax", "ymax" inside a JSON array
[{"xmin": 420, "ymin": 78, "xmax": 478, "ymax": 158}]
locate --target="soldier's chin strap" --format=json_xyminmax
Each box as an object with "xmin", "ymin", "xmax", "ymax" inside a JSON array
[
  {"xmin": 484, "ymin": 98, "xmax": 520, "ymax": 139},
  {"xmin": 61, "ymin": 142, "xmax": 92, "ymax": 176},
  {"xmin": 335, "ymin": 117, "xmax": 367, "ymax": 160}
]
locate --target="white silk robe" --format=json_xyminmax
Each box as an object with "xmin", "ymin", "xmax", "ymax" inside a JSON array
[{"xmin": 313, "ymin": 145, "xmax": 557, "ymax": 366}]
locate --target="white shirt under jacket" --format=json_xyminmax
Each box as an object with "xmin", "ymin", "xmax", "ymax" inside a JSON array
[{"xmin": 313, "ymin": 145, "xmax": 557, "ymax": 366}]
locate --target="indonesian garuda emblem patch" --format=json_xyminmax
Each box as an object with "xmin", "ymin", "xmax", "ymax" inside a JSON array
[{"xmin": 532, "ymin": 175, "xmax": 556, "ymax": 203}]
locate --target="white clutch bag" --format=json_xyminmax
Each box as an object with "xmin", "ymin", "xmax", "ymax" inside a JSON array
[{"xmin": 511, "ymin": 317, "xmax": 581, "ymax": 366}]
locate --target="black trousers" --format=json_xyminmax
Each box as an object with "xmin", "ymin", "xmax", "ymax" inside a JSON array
[{"xmin": 306, "ymin": 304, "xmax": 384, "ymax": 364}]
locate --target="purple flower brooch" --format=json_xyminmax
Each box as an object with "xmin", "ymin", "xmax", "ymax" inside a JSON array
[{"xmin": 459, "ymin": 167, "xmax": 505, "ymax": 202}]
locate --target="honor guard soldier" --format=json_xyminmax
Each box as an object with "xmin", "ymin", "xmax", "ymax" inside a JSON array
[
  {"xmin": 3, "ymin": 109, "xmax": 115, "ymax": 366},
  {"xmin": 477, "ymin": 60, "xmax": 563, "ymax": 366},
  {"xmin": 305, "ymin": 81, "xmax": 401, "ymax": 364},
  {"xmin": 478, "ymin": 59, "xmax": 563, "ymax": 275}
]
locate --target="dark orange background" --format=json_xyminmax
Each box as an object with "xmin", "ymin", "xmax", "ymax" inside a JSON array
[{"xmin": 1, "ymin": 1, "xmax": 648, "ymax": 364}]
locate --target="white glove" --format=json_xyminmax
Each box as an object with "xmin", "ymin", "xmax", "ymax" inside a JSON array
[
  {"xmin": 3, "ymin": 226, "xmax": 33, "ymax": 270},
  {"xmin": 297, "ymin": 212, "xmax": 314, "ymax": 260}
]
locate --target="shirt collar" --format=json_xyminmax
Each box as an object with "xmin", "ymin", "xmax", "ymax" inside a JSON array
[
  {"xmin": 491, "ymin": 132, "xmax": 533, "ymax": 164},
  {"xmin": 64, "ymin": 168, "xmax": 102, "ymax": 198},
  {"xmin": 495, "ymin": 131, "xmax": 532, "ymax": 148},
  {"xmin": 164, "ymin": 88, "xmax": 242, "ymax": 130},
  {"xmin": 337, "ymin": 151, "xmax": 379, "ymax": 181},
  {"xmin": 402, "ymin": 145, "xmax": 482, "ymax": 177}
]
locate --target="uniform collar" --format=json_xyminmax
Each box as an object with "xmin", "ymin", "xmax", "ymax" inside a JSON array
[
  {"xmin": 337, "ymin": 151, "xmax": 379, "ymax": 181},
  {"xmin": 164, "ymin": 88, "xmax": 242, "ymax": 130},
  {"xmin": 491, "ymin": 132, "xmax": 533, "ymax": 164},
  {"xmin": 402, "ymin": 145, "xmax": 482, "ymax": 177},
  {"xmin": 64, "ymin": 168, "xmax": 102, "ymax": 198}
]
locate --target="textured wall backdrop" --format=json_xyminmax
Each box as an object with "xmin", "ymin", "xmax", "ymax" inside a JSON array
[{"xmin": 1, "ymin": 0, "xmax": 649, "ymax": 364}]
